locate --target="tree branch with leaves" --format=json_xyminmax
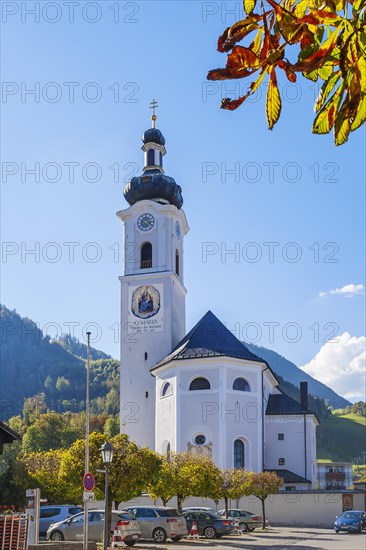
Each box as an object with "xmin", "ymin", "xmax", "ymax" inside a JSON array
[{"xmin": 207, "ymin": 0, "xmax": 366, "ymax": 145}]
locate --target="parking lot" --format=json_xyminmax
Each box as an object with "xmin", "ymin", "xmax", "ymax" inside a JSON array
[{"xmin": 128, "ymin": 527, "xmax": 366, "ymax": 550}]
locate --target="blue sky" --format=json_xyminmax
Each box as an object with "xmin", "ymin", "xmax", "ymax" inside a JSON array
[{"xmin": 2, "ymin": 1, "xmax": 365, "ymax": 402}]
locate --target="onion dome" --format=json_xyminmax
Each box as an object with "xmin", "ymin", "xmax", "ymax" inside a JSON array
[
  {"xmin": 142, "ymin": 127, "xmax": 165, "ymax": 146},
  {"xmin": 123, "ymin": 103, "xmax": 183, "ymax": 209},
  {"xmin": 124, "ymin": 170, "xmax": 183, "ymax": 209}
]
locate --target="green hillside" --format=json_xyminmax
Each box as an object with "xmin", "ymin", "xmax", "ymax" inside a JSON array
[
  {"xmin": 0, "ymin": 305, "xmax": 119, "ymax": 420},
  {"xmin": 317, "ymin": 413, "xmax": 366, "ymax": 462}
]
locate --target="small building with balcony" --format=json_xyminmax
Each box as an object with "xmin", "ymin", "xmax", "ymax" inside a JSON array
[{"xmin": 317, "ymin": 462, "xmax": 353, "ymax": 490}]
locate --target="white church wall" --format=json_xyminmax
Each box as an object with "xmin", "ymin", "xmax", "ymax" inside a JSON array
[
  {"xmin": 265, "ymin": 416, "xmax": 307, "ymax": 475},
  {"xmin": 171, "ymin": 278, "xmax": 187, "ymax": 351},
  {"xmin": 307, "ymin": 416, "xmax": 318, "ymax": 487},
  {"xmin": 179, "ymin": 389, "xmax": 219, "ymax": 454},
  {"xmin": 155, "ymin": 375, "xmax": 177, "ymax": 454},
  {"xmin": 265, "ymin": 415, "xmax": 317, "ymax": 487},
  {"xmin": 223, "ymin": 392, "xmax": 262, "ymax": 471},
  {"xmin": 116, "ymin": 492, "xmax": 365, "ymax": 527},
  {"xmin": 120, "ymin": 269, "xmax": 185, "ymax": 449},
  {"xmin": 119, "ymin": 200, "xmax": 187, "ymax": 277},
  {"xmin": 154, "ymin": 358, "xmax": 270, "ymax": 469}
]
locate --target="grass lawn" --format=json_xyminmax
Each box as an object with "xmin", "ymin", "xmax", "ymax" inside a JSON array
[
  {"xmin": 317, "ymin": 413, "xmax": 366, "ymax": 462},
  {"xmin": 341, "ymin": 413, "xmax": 366, "ymax": 426}
]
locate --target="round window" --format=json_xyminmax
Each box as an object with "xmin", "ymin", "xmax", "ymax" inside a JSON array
[{"xmin": 195, "ymin": 434, "xmax": 206, "ymax": 445}]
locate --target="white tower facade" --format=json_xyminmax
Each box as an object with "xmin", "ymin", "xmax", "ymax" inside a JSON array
[{"xmin": 117, "ymin": 115, "xmax": 189, "ymax": 448}]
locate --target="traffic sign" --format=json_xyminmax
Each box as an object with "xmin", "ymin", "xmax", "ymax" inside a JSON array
[
  {"xmin": 83, "ymin": 472, "xmax": 95, "ymax": 491},
  {"xmin": 83, "ymin": 491, "xmax": 95, "ymax": 502}
]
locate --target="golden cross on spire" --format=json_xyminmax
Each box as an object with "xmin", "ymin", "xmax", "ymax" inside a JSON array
[{"xmin": 150, "ymin": 99, "xmax": 158, "ymax": 128}]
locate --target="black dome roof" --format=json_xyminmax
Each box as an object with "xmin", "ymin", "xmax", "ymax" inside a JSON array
[
  {"xmin": 123, "ymin": 170, "xmax": 183, "ymax": 209},
  {"xmin": 142, "ymin": 128, "xmax": 165, "ymax": 146}
]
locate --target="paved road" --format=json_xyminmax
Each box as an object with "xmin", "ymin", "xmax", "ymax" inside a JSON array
[{"xmin": 131, "ymin": 527, "xmax": 366, "ymax": 550}]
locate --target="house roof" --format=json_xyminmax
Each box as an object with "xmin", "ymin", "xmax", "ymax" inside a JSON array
[
  {"xmin": 265, "ymin": 469, "xmax": 311, "ymax": 484},
  {"xmin": 266, "ymin": 392, "xmax": 314, "ymax": 416},
  {"xmin": 152, "ymin": 310, "xmax": 269, "ymax": 370},
  {"xmin": 0, "ymin": 421, "xmax": 21, "ymax": 454}
]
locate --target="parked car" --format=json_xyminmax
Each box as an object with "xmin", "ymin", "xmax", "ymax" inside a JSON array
[
  {"xmin": 46, "ymin": 510, "xmax": 140, "ymax": 546},
  {"xmin": 39, "ymin": 505, "xmax": 83, "ymax": 536},
  {"xmin": 334, "ymin": 510, "xmax": 366, "ymax": 533},
  {"xmin": 122, "ymin": 506, "xmax": 187, "ymax": 543},
  {"xmin": 182, "ymin": 507, "xmax": 220, "ymax": 515},
  {"xmin": 217, "ymin": 509, "xmax": 263, "ymax": 531},
  {"xmin": 182, "ymin": 510, "xmax": 235, "ymax": 539}
]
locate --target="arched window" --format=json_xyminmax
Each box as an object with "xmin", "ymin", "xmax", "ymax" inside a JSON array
[
  {"xmin": 175, "ymin": 249, "xmax": 180, "ymax": 276},
  {"xmin": 162, "ymin": 440, "xmax": 171, "ymax": 457},
  {"xmin": 233, "ymin": 377, "xmax": 250, "ymax": 392},
  {"xmin": 161, "ymin": 382, "xmax": 172, "ymax": 397},
  {"xmin": 147, "ymin": 149, "xmax": 155, "ymax": 166},
  {"xmin": 189, "ymin": 377, "xmax": 210, "ymax": 391},
  {"xmin": 234, "ymin": 439, "xmax": 245, "ymax": 469},
  {"xmin": 141, "ymin": 242, "xmax": 152, "ymax": 268},
  {"xmin": 159, "ymin": 151, "xmax": 163, "ymax": 167}
]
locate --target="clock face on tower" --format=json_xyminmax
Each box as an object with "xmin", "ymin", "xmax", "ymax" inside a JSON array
[{"xmin": 137, "ymin": 213, "xmax": 155, "ymax": 231}]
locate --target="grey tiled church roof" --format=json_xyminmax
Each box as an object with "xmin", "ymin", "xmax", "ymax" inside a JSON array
[
  {"xmin": 266, "ymin": 393, "xmax": 312, "ymax": 415},
  {"xmin": 264, "ymin": 469, "xmax": 311, "ymax": 484},
  {"xmin": 152, "ymin": 310, "xmax": 267, "ymax": 370}
]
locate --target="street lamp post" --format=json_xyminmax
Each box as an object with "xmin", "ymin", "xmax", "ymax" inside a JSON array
[
  {"xmin": 83, "ymin": 331, "xmax": 91, "ymax": 550},
  {"xmin": 100, "ymin": 441, "xmax": 114, "ymax": 550}
]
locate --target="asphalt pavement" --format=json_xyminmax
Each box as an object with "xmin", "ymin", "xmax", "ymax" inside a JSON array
[{"xmin": 127, "ymin": 527, "xmax": 366, "ymax": 550}]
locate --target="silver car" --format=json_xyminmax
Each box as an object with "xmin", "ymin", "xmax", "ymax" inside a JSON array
[
  {"xmin": 47, "ymin": 510, "xmax": 140, "ymax": 547},
  {"xmin": 123, "ymin": 506, "xmax": 187, "ymax": 543},
  {"xmin": 39, "ymin": 505, "xmax": 83, "ymax": 536}
]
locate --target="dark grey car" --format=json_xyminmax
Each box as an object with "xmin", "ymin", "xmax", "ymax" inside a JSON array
[{"xmin": 182, "ymin": 511, "xmax": 235, "ymax": 539}]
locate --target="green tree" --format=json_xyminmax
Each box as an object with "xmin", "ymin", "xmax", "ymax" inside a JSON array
[
  {"xmin": 104, "ymin": 416, "xmax": 120, "ymax": 439},
  {"xmin": 149, "ymin": 453, "xmax": 222, "ymax": 511},
  {"xmin": 218, "ymin": 468, "xmax": 252, "ymax": 517},
  {"xmin": 68, "ymin": 412, "xmax": 87, "ymax": 438},
  {"xmin": 20, "ymin": 449, "xmax": 69, "ymax": 503},
  {"xmin": 148, "ymin": 456, "xmax": 176, "ymax": 506},
  {"xmin": 21, "ymin": 412, "xmax": 80, "ymax": 452},
  {"xmin": 44, "ymin": 375, "xmax": 53, "ymax": 391},
  {"xmin": 60, "ymin": 432, "xmax": 162, "ymax": 541},
  {"xmin": 105, "ymin": 388, "xmax": 120, "ymax": 415},
  {"xmin": 247, "ymin": 471, "xmax": 283, "ymax": 528},
  {"xmin": 22, "ymin": 394, "xmax": 47, "ymax": 426},
  {"xmin": 7, "ymin": 415, "xmax": 26, "ymax": 437},
  {"xmin": 207, "ymin": 0, "xmax": 365, "ymax": 145},
  {"xmin": 55, "ymin": 376, "xmax": 70, "ymax": 392},
  {"xmin": 0, "ymin": 442, "xmax": 27, "ymax": 507}
]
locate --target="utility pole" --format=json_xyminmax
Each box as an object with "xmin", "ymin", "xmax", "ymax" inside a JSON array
[{"xmin": 83, "ymin": 331, "xmax": 91, "ymax": 550}]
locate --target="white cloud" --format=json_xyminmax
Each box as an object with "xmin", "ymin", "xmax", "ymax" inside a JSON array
[
  {"xmin": 319, "ymin": 283, "xmax": 365, "ymax": 299},
  {"xmin": 300, "ymin": 333, "xmax": 366, "ymax": 403}
]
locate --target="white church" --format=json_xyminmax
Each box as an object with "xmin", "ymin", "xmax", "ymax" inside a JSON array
[{"xmin": 117, "ymin": 112, "xmax": 318, "ymax": 490}]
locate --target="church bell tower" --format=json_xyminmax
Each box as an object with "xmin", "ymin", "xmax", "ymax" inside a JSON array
[{"xmin": 117, "ymin": 103, "xmax": 189, "ymax": 448}]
